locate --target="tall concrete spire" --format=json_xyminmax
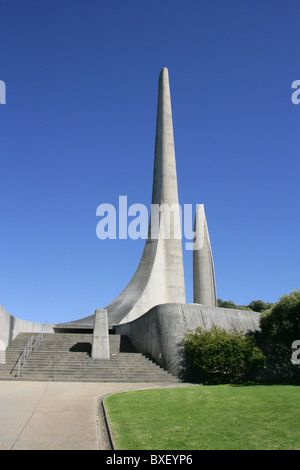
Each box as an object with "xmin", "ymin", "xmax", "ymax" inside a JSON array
[
  {"xmin": 152, "ymin": 67, "xmax": 179, "ymax": 207},
  {"xmin": 193, "ymin": 204, "xmax": 217, "ymax": 307},
  {"xmin": 55, "ymin": 67, "xmax": 186, "ymax": 330},
  {"xmin": 104, "ymin": 67, "xmax": 186, "ymax": 326}
]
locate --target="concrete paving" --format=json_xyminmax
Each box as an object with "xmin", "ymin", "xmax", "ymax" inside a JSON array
[{"xmin": 0, "ymin": 380, "xmax": 192, "ymax": 450}]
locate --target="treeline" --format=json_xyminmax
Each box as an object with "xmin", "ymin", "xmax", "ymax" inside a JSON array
[
  {"xmin": 219, "ymin": 290, "xmax": 300, "ymax": 347},
  {"xmin": 183, "ymin": 289, "xmax": 300, "ymax": 383},
  {"xmin": 217, "ymin": 298, "xmax": 274, "ymax": 312}
]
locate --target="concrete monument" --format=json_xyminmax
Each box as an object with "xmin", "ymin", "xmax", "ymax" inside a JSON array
[
  {"xmin": 0, "ymin": 68, "xmax": 262, "ymax": 379},
  {"xmin": 56, "ymin": 67, "xmax": 186, "ymax": 330}
]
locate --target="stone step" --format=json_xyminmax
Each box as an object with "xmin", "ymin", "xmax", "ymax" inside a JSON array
[
  {"xmin": 16, "ymin": 366, "xmax": 164, "ymax": 371},
  {"xmin": 16, "ymin": 363, "xmax": 166, "ymax": 371},
  {"xmin": 14, "ymin": 377, "xmax": 177, "ymax": 383},
  {"xmin": 19, "ymin": 372, "xmax": 173, "ymax": 379},
  {"xmin": 0, "ymin": 332, "xmax": 179, "ymax": 383},
  {"xmin": 17, "ymin": 363, "xmax": 170, "ymax": 372}
]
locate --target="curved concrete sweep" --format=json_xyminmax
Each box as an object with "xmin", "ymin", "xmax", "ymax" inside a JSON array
[{"xmin": 56, "ymin": 68, "xmax": 186, "ymax": 331}]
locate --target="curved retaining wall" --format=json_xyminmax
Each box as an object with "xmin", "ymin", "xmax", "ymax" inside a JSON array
[
  {"xmin": 0, "ymin": 305, "xmax": 54, "ymax": 363},
  {"xmin": 115, "ymin": 303, "xmax": 261, "ymax": 376}
]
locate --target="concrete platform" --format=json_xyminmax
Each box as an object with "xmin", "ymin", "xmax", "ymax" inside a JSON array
[{"xmin": 0, "ymin": 380, "xmax": 193, "ymax": 450}]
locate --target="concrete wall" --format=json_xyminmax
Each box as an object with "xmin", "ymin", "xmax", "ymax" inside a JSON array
[
  {"xmin": 115, "ymin": 303, "xmax": 261, "ymax": 376},
  {"xmin": 0, "ymin": 304, "xmax": 54, "ymax": 363}
]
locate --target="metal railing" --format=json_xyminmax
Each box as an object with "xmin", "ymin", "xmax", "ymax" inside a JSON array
[{"xmin": 13, "ymin": 322, "xmax": 47, "ymax": 378}]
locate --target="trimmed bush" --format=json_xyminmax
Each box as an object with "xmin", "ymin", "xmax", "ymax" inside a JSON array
[{"xmin": 182, "ymin": 326, "xmax": 266, "ymax": 383}]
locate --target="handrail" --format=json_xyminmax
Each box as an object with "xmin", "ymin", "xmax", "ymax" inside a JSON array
[{"xmin": 12, "ymin": 322, "xmax": 47, "ymax": 379}]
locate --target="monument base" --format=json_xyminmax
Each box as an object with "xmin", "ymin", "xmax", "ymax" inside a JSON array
[{"xmin": 115, "ymin": 303, "xmax": 261, "ymax": 376}]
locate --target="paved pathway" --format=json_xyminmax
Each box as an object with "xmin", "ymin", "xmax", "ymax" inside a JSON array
[{"xmin": 0, "ymin": 381, "xmax": 191, "ymax": 450}]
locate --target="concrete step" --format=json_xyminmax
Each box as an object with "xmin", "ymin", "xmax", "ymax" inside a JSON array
[{"xmin": 0, "ymin": 332, "xmax": 179, "ymax": 383}]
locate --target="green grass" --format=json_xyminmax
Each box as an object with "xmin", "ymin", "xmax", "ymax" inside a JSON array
[{"xmin": 104, "ymin": 385, "xmax": 300, "ymax": 450}]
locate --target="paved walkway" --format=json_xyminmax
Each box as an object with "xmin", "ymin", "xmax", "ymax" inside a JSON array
[{"xmin": 0, "ymin": 381, "xmax": 191, "ymax": 450}]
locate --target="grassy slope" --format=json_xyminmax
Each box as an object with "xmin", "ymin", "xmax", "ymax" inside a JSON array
[{"xmin": 104, "ymin": 385, "xmax": 300, "ymax": 450}]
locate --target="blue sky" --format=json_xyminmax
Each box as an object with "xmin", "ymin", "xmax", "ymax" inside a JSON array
[{"xmin": 1, "ymin": 0, "xmax": 299, "ymax": 324}]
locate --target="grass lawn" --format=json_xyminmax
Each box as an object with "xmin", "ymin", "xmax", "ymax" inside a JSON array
[{"xmin": 104, "ymin": 384, "xmax": 300, "ymax": 450}]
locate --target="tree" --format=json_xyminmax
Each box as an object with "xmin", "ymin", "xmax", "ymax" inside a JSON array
[
  {"xmin": 217, "ymin": 299, "xmax": 252, "ymax": 311},
  {"xmin": 217, "ymin": 299, "xmax": 237, "ymax": 309},
  {"xmin": 182, "ymin": 326, "xmax": 265, "ymax": 383},
  {"xmin": 248, "ymin": 300, "xmax": 273, "ymax": 313},
  {"xmin": 260, "ymin": 289, "xmax": 300, "ymax": 346}
]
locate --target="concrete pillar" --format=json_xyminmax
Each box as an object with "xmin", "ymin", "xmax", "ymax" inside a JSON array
[
  {"xmin": 91, "ymin": 309, "xmax": 110, "ymax": 359},
  {"xmin": 193, "ymin": 204, "xmax": 217, "ymax": 307}
]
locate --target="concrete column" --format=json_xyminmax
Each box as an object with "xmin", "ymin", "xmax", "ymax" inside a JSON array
[
  {"xmin": 91, "ymin": 309, "xmax": 110, "ymax": 359},
  {"xmin": 193, "ymin": 204, "xmax": 217, "ymax": 307}
]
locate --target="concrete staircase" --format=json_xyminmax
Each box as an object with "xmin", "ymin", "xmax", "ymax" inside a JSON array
[{"xmin": 0, "ymin": 333, "xmax": 179, "ymax": 383}]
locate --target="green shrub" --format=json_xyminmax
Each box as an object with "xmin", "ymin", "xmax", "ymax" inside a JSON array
[
  {"xmin": 182, "ymin": 326, "xmax": 266, "ymax": 383},
  {"xmin": 248, "ymin": 299, "xmax": 274, "ymax": 313},
  {"xmin": 217, "ymin": 299, "xmax": 238, "ymax": 309},
  {"xmin": 260, "ymin": 289, "xmax": 300, "ymax": 346},
  {"xmin": 217, "ymin": 299, "xmax": 252, "ymax": 311}
]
